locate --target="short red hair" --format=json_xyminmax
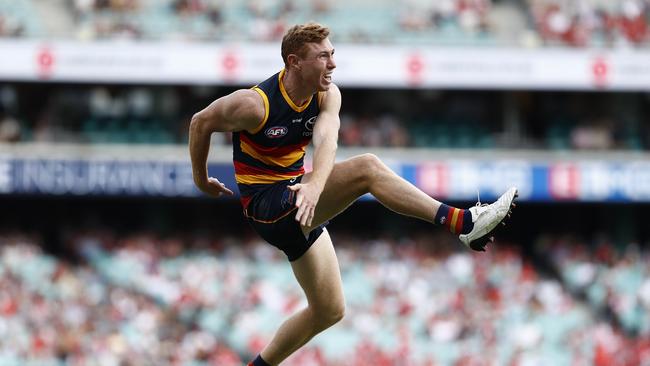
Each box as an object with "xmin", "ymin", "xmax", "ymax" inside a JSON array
[{"xmin": 281, "ymin": 22, "xmax": 330, "ymax": 65}]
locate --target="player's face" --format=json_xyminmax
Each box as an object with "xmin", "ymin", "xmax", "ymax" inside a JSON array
[{"xmin": 299, "ymin": 38, "xmax": 336, "ymax": 92}]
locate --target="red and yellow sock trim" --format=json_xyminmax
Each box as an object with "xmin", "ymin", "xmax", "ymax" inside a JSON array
[{"xmin": 446, "ymin": 207, "xmax": 465, "ymax": 234}]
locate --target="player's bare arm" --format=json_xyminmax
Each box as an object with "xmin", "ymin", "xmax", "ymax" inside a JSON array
[
  {"xmin": 289, "ymin": 84, "xmax": 342, "ymax": 227},
  {"xmin": 189, "ymin": 89, "xmax": 266, "ymax": 197}
]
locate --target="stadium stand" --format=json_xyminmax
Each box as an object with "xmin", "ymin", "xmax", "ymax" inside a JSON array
[
  {"xmin": 0, "ymin": 0, "xmax": 43, "ymax": 37},
  {"xmin": 1, "ymin": 1, "xmax": 650, "ymax": 365},
  {"xmin": 543, "ymin": 235, "xmax": 650, "ymax": 337},
  {"xmin": 0, "ymin": 0, "xmax": 647, "ymax": 46},
  {"xmin": 0, "ymin": 199, "xmax": 644, "ymax": 366},
  {"xmin": 1, "ymin": 2, "xmax": 648, "ymax": 150},
  {"xmin": 1, "ymin": 226, "xmax": 648, "ymax": 365},
  {"xmin": 1, "ymin": 84, "xmax": 647, "ymax": 150},
  {"xmin": 528, "ymin": 0, "xmax": 650, "ymax": 47}
]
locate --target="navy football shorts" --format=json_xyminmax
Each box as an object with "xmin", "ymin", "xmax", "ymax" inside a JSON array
[{"xmin": 243, "ymin": 176, "xmax": 328, "ymax": 261}]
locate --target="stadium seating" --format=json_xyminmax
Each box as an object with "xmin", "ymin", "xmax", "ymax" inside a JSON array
[
  {"xmin": 1, "ymin": 2, "xmax": 649, "ymax": 366},
  {"xmin": 2, "ymin": 0, "xmax": 647, "ymax": 46},
  {"xmin": 545, "ymin": 236, "xmax": 650, "ymax": 337},
  {"xmin": 4, "ymin": 83, "xmax": 645, "ymax": 150},
  {"xmin": 0, "ymin": 0, "xmax": 42, "ymax": 37},
  {"xmin": 1, "ymin": 230, "xmax": 648, "ymax": 365}
]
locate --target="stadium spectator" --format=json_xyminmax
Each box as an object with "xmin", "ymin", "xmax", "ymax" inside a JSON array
[
  {"xmin": 570, "ymin": 119, "xmax": 615, "ymax": 150},
  {"xmin": 0, "ymin": 114, "xmax": 20, "ymax": 142},
  {"xmin": 2, "ymin": 0, "xmax": 647, "ymax": 45},
  {"xmin": 528, "ymin": 0, "xmax": 650, "ymax": 47},
  {"xmin": 0, "ymin": 13, "xmax": 25, "ymax": 37},
  {"xmin": 1, "ymin": 228, "xmax": 649, "ymax": 365}
]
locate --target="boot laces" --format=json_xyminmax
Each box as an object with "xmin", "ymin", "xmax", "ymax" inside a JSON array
[{"xmin": 475, "ymin": 190, "xmax": 489, "ymax": 208}]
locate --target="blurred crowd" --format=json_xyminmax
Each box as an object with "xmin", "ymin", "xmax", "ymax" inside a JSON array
[
  {"xmin": 0, "ymin": 228, "xmax": 649, "ymax": 365},
  {"xmin": 529, "ymin": 0, "xmax": 650, "ymax": 47},
  {"xmin": 0, "ymin": 0, "xmax": 648, "ymax": 46},
  {"xmin": 541, "ymin": 234, "xmax": 650, "ymax": 338},
  {"xmin": 0, "ymin": 235, "xmax": 239, "ymax": 366},
  {"xmin": 0, "ymin": 13, "xmax": 24, "ymax": 38},
  {"xmin": 71, "ymin": 0, "xmax": 144, "ymax": 40},
  {"xmin": 1, "ymin": 84, "xmax": 648, "ymax": 151}
]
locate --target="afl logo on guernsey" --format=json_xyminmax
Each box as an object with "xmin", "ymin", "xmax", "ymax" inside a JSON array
[{"xmin": 265, "ymin": 126, "xmax": 288, "ymax": 138}]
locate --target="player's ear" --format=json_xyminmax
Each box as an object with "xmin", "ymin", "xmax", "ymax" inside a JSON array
[{"xmin": 287, "ymin": 54, "xmax": 301, "ymax": 71}]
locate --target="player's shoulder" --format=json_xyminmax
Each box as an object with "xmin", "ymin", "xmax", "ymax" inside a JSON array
[
  {"xmin": 326, "ymin": 82, "xmax": 340, "ymax": 95},
  {"xmin": 228, "ymin": 88, "xmax": 265, "ymax": 107},
  {"xmin": 223, "ymin": 88, "xmax": 266, "ymax": 123},
  {"xmin": 319, "ymin": 83, "xmax": 341, "ymax": 110},
  {"xmin": 324, "ymin": 83, "xmax": 341, "ymax": 100}
]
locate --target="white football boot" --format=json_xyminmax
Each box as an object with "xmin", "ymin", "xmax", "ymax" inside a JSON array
[{"xmin": 459, "ymin": 187, "xmax": 518, "ymax": 251}]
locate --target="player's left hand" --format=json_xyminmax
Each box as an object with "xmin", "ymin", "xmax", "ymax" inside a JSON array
[{"xmin": 288, "ymin": 181, "xmax": 323, "ymax": 227}]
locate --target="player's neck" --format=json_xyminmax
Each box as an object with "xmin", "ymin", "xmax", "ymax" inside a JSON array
[{"xmin": 282, "ymin": 69, "xmax": 313, "ymax": 106}]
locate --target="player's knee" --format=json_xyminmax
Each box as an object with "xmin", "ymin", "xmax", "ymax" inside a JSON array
[
  {"xmin": 359, "ymin": 153, "xmax": 381, "ymax": 167},
  {"xmin": 326, "ymin": 301, "xmax": 345, "ymax": 325},
  {"xmin": 312, "ymin": 301, "xmax": 345, "ymax": 330},
  {"xmin": 359, "ymin": 153, "xmax": 384, "ymax": 178}
]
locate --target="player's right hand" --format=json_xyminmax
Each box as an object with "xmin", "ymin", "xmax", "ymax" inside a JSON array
[{"xmin": 195, "ymin": 177, "xmax": 234, "ymax": 198}]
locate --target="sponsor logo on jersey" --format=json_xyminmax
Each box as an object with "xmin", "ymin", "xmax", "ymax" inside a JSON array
[
  {"xmin": 265, "ymin": 126, "xmax": 288, "ymax": 138},
  {"xmin": 304, "ymin": 116, "xmax": 317, "ymax": 131}
]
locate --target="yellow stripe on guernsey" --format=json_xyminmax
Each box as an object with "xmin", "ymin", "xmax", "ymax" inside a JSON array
[
  {"xmin": 449, "ymin": 208, "xmax": 461, "ymax": 234},
  {"xmin": 249, "ymin": 87, "xmax": 270, "ymax": 134},
  {"xmin": 240, "ymin": 139, "xmax": 306, "ymax": 167},
  {"xmin": 236, "ymin": 173, "xmax": 301, "ymax": 185},
  {"xmin": 317, "ymin": 91, "xmax": 325, "ymax": 108},
  {"xmin": 279, "ymin": 69, "xmax": 312, "ymax": 112}
]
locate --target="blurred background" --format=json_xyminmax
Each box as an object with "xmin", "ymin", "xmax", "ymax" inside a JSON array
[{"xmin": 1, "ymin": 0, "xmax": 650, "ymax": 365}]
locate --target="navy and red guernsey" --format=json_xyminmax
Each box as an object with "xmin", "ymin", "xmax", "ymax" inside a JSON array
[{"xmin": 233, "ymin": 69, "xmax": 324, "ymax": 210}]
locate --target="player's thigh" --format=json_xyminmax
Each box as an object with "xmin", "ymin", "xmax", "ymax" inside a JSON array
[
  {"xmin": 303, "ymin": 154, "xmax": 374, "ymax": 232},
  {"xmin": 290, "ymin": 229, "xmax": 344, "ymax": 313}
]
